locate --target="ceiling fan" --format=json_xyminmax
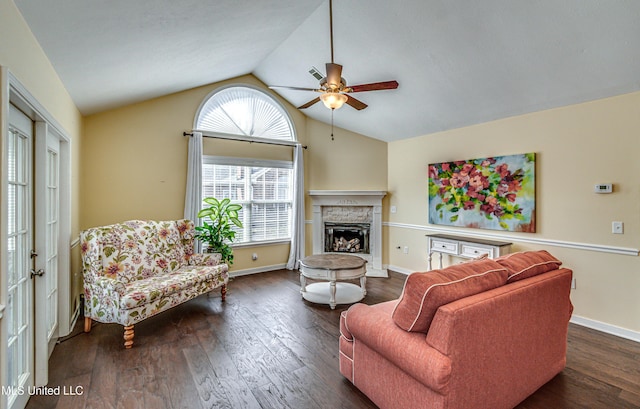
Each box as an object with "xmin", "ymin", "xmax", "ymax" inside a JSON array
[{"xmin": 269, "ymin": 0, "xmax": 399, "ymax": 111}]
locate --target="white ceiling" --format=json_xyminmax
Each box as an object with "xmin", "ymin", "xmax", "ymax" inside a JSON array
[{"xmin": 15, "ymin": 0, "xmax": 640, "ymax": 142}]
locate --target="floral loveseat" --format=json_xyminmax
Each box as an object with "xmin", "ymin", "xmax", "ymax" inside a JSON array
[{"xmin": 81, "ymin": 219, "xmax": 229, "ymax": 348}]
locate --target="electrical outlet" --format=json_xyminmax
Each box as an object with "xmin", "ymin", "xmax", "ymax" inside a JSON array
[
  {"xmin": 612, "ymin": 221, "xmax": 624, "ymax": 234},
  {"xmin": 251, "ymin": 253, "xmax": 258, "ymax": 261},
  {"xmin": 571, "ymin": 278, "xmax": 576, "ymax": 289},
  {"xmin": 403, "ymin": 246, "xmax": 409, "ymax": 254}
]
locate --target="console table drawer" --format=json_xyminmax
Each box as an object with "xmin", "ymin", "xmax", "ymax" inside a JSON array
[
  {"xmin": 426, "ymin": 234, "xmax": 512, "ymax": 271},
  {"xmin": 460, "ymin": 244, "xmax": 492, "ymax": 259},
  {"xmin": 431, "ymin": 240, "xmax": 458, "ymax": 254}
]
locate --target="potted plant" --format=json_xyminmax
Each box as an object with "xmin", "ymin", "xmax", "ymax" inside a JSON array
[{"xmin": 195, "ymin": 197, "xmax": 243, "ymax": 265}]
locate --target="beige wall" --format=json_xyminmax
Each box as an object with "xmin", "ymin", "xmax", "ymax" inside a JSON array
[
  {"xmin": 387, "ymin": 91, "xmax": 640, "ymax": 333},
  {"xmin": 1, "ymin": 0, "xmax": 83, "ymax": 320},
  {"xmin": 82, "ymin": 74, "xmax": 387, "ymax": 273}
]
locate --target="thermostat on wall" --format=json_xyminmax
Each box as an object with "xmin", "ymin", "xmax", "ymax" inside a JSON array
[{"xmin": 594, "ymin": 184, "xmax": 612, "ymax": 193}]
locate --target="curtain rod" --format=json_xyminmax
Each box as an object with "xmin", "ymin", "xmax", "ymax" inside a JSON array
[{"xmin": 183, "ymin": 131, "xmax": 307, "ymax": 149}]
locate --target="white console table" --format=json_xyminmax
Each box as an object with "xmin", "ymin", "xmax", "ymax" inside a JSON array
[{"xmin": 426, "ymin": 234, "xmax": 512, "ymax": 270}]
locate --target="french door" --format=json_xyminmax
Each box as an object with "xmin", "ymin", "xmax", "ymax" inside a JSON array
[
  {"xmin": 3, "ymin": 103, "xmax": 61, "ymax": 409},
  {"xmin": 5, "ymin": 104, "xmax": 34, "ymax": 409}
]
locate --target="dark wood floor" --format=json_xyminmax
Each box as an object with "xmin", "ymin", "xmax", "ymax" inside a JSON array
[{"xmin": 27, "ymin": 269, "xmax": 640, "ymax": 409}]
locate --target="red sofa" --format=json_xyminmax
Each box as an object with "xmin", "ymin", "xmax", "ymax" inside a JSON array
[{"xmin": 339, "ymin": 251, "xmax": 573, "ymax": 409}]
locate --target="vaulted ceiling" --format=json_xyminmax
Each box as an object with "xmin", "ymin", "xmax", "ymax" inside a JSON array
[{"xmin": 15, "ymin": 0, "xmax": 640, "ymax": 142}]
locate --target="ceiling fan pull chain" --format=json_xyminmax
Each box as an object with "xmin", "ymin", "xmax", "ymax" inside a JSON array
[{"xmin": 331, "ymin": 108, "xmax": 335, "ymax": 141}]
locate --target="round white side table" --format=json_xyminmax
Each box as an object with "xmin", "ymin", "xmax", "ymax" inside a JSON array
[{"xmin": 299, "ymin": 254, "xmax": 367, "ymax": 309}]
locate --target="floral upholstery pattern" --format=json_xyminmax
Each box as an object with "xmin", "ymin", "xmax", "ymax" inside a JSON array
[{"xmin": 81, "ymin": 219, "xmax": 228, "ymax": 327}]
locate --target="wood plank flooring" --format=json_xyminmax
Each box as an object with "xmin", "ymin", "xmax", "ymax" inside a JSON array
[{"xmin": 27, "ymin": 269, "xmax": 640, "ymax": 409}]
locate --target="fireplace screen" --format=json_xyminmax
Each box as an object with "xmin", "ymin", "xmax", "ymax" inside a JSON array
[{"xmin": 324, "ymin": 222, "xmax": 370, "ymax": 254}]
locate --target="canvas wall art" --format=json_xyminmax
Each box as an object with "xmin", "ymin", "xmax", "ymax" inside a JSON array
[{"xmin": 428, "ymin": 153, "xmax": 536, "ymax": 232}]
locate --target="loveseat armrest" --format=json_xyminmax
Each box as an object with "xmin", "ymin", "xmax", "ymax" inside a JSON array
[
  {"xmin": 188, "ymin": 252, "xmax": 222, "ymax": 266},
  {"xmin": 342, "ymin": 301, "xmax": 452, "ymax": 393}
]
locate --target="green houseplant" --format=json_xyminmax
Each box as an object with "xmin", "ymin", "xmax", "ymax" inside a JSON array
[{"xmin": 195, "ymin": 197, "xmax": 243, "ymax": 265}]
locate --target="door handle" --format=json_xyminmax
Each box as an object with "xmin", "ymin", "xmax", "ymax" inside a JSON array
[{"xmin": 30, "ymin": 269, "xmax": 45, "ymax": 279}]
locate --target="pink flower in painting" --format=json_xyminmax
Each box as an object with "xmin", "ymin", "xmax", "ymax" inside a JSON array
[
  {"xmin": 495, "ymin": 163, "xmax": 510, "ymax": 178},
  {"xmin": 463, "ymin": 201, "xmax": 475, "ymax": 210},
  {"xmin": 496, "ymin": 183, "xmax": 509, "ymax": 196},
  {"xmin": 442, "ymin": 163, "xmax": 451, "ymax": 172},
  {"xmin": 480, "ymin": 203, "xmax": 495, "ymax": 215},
  {"xmin": 460, "ymin": 163, "xmax": 475, "ymax": 176},
  {"xmin": 450, "ymin": 173, "xmax": 469, "ymax": 188},
  {"xmin": 469, "ymin": 174, "xmax": 489, "ymax": 190},
  {"xmin": 506, "ymin": 193, "xmax": 517, "ymax": 202},
  {"xmin": 507, "ymin": 179, "xmax": 522, "ymax": 192},
  {"xmin": 429, "ymin": 165, "xmax": 439, "ymax": 179},
  {"xmin": 467, "ymin": 189, "xmax": 486, "ymax": 202}
]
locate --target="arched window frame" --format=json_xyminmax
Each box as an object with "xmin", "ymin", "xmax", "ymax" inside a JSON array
[{"xmin": 193, "ymin": 84, "xmax": 297, "ymax": 144}]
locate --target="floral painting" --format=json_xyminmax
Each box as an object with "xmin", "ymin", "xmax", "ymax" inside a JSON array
[{"xmin": 428, "ymin": 153, "xmax": 535, "ymax": 232}]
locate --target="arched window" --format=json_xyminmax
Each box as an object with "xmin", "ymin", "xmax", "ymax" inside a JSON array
[
  {"xmin": 194, "ymin": 85, "xmax": 296, "ymax": 245},
  {"xmin": 194, "ymin": 85, "xmax": 295, "ymax": 141}
]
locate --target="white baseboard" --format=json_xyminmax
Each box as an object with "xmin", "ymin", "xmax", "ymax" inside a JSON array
[
  {"xmin": 385, "ymin": 264, "xmax": 413, "ymax": 275},
  {"xmin": 570, "ymin": 315, "xmax": 640, "ymax": 343},
  {"xmin": 229, "ymin": 264, "xmax": 288, "ymax": 277}
]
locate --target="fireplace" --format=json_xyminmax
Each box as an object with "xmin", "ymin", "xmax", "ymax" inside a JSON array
[
  {"xmin": 309, "ymin": 190, "xmax": 387, "ymax": 277},
  {"xmin": 324, "ymin": 222, "xmax": 370, "ymax": 254}
]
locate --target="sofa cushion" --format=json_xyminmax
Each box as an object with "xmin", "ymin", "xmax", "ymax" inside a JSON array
[
  {"xmin": 392, "ymin": 259, "xmax": 508, "ymax": 333},
  {"xmin": 120, "ymin": 264, "xmax": 227, "ymax": 309},
  {"xmin": 496, "ymin": 250, "xmax": 562, "ymax": 282}
]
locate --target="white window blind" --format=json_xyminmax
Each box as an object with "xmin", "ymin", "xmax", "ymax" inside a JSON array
[{"xmin": 202, "ymin": 157, "xmax": 293, "ymax": 244}]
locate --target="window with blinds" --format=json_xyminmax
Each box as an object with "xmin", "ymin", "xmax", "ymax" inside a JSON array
[
  {"xmin": 202, "ymin": 157, "xmax": 293, "ymax": 243},
  {"xmin": 195, "ymin": 85, "xmax": 297, "ymax": 245}
]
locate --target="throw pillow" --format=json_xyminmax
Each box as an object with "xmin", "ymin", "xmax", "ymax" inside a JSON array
[
  {"xmin": 392, "ymin": 259, "xmax": 509, "ymax": 333},
  {"xmin": 495, "ymin": 250, "xmax": 562, "ymax": 282}
]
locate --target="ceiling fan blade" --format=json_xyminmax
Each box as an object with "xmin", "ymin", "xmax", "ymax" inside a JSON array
[
  {"xmin": 269, "ymin": 85, "xmax": 320, "ymax": 92},
  {"xmin": 298, "ymin": 97, "xmax": 321, "ymax": 109},
  {"xmin": 345, "ymin": 95, "xmax": 368, "ymax": 110},
  {"xmin": 349, "ymin": 80, "xmax": 399, "ymax": 93},
  {"xmin": 325, "ymin": 63, "xmax": 343, "ymax": 88}
]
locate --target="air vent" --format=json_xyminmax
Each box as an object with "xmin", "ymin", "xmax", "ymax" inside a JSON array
[{"xmin": 309, "ymin": 66, "xmax": 324, "ymax": 80}]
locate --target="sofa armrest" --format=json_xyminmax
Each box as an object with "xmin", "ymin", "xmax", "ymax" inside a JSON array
[
  {"xmin": 188, "ymin": 252, "xmax": 222, "ymax": 266},
  {"xmin": 343, "ymin": 302, "xmax": 451, "ymax": 393}
]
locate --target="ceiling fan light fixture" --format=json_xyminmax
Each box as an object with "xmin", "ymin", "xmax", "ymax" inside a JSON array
[{"xmin": 320, "ymin": 92, "xmax": 348, "ymax": 110}]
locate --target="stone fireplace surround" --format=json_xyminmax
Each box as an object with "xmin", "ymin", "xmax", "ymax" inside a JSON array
[{"xmin": 309, "ymin": 190, "xmax": 387, "ymax": 277}]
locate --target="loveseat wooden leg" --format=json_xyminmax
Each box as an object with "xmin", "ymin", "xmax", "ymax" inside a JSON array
[
  {"xmin": 123, "ymin": 325, "xmax": 134, "ymax": 349},
  {"xmin": 221, "ymin": 284, "xmax": 227, "ymax": 302},
  {"xmin": 84, "ymin": 317, "xmax": 92, "ymax": 333}
]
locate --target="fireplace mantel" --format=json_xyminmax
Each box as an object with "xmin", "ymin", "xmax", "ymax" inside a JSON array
[{"xmin": 309, "ymin": 190, "xmax": 387, "ymax": 277}]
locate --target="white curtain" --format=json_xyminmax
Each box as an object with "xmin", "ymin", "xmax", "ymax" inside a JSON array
[
  {"xmin": 184, "ymin": 131, "xmax": 203, "ymax": 253},
  {"xmin": 287, "ymin": 144, "xmax": 306, "ymax": 270}
]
